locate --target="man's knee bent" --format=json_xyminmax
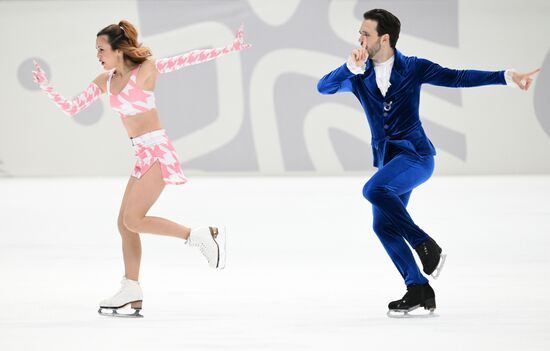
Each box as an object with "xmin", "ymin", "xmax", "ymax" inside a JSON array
[{"xmin": 363, "ymin": 183, "xmax": 391, "ymax": 205}]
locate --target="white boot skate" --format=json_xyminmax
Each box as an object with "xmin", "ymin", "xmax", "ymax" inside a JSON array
[
  {"xmin": 187, "ymin": 226, "xmax": 226, "ymax": 269},
  {"xmin": 98, "ymin": 277, "xmax": 144, "ymax": 318}
]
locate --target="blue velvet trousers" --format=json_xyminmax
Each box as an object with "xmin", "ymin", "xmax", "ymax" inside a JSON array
[{"xmin": 363, "ymin": 149, "xmax": 435, "ymax": 286}]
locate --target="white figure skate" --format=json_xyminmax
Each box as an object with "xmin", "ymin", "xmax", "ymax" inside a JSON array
[
  {"xmin": 98, "ymin": 277, "xmax": 144, "ymax": 318},
  {"xmin": 187, "ymin": 226, "xmax": 226, "ymax": 269}
]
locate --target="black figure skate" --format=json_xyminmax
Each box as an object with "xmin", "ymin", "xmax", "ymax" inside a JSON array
[
  {"xmin": 415, "ymin": 237, "xmax": 447, "ymax": 279},
  {"xmin": 387, "ymin": 283, "xmax": 437, "ymax": 318}
]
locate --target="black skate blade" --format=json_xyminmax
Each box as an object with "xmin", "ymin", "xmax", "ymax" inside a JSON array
[
  {"xmin": 387, "ymin": 306, "xmax": 438, "ymax": 319},
  {"xmin": 98, "ymin": 307, "xmax": 143, "ymax": 318},
  {"xmin": 430, "ymin": 253, "xmax": 447, "ymax": 280}
]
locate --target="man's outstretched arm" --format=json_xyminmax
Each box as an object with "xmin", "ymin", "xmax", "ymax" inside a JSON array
[{"xmin": 417, "ymin": 58, "xmax": 540, "ymax": 91}]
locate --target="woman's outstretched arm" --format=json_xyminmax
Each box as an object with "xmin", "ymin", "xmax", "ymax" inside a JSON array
[
  {"xmin": 32, "ymin": 61, "xmax": 103, "ymax": 117},
  {"xmin": 155, "ymin": 24, "xmax": 251, "ymax": 74}
]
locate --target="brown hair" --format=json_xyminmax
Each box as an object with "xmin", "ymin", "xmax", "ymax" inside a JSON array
[
  {"xmin": 363, "ymin": 9, "xmax": 401, "ymax": 48},
  {"xmin": 97, "ymin": 20, "xmax": 152, "ymax": 64}
]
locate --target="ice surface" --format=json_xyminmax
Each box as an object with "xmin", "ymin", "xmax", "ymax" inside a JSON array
[{"xmin": 1, "ymin": 176, "xmax": 549, "ymax": 350}]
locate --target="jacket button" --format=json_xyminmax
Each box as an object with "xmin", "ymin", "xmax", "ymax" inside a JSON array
[
  {"xmin": 384, "ymin": 124, "xmax": 389, "ymax": 129},
  {"xmin": 383, "ymin": 112, "xmax": 388, "ymax": 117}
]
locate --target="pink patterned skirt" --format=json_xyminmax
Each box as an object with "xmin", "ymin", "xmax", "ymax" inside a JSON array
[{"xmin": 130, "ymin": 129, "xmax": 188, "ymax": 185}]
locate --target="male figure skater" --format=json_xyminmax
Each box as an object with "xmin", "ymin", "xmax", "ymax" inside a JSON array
[{"xmin": 317, "ymin": 8, "xmax": 539, "ymax": 316}]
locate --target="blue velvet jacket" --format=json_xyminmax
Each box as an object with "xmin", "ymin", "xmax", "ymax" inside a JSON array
[{"xmin": 317, "ymin": 49, "xmax": 506, "ymax": 168}]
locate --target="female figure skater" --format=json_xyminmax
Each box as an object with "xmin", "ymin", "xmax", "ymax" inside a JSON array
[{"xmin": 32, "ymin": 20, "xmax": 251, "ymax": 318}]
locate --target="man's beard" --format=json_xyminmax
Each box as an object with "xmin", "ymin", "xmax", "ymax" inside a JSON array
[{"xmin": 367, "ymin": 38, "xmax": 382, "ymax": 58}]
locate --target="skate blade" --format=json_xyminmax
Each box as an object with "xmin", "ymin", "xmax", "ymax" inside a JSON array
[
  {"xmin": 430, "ymin": 253, "xmax": 447, "ymax": 280},
  {"xmin": 98, "ymin": 308, "xmax": 143, "ymax": 318},
  {"xmin": 387, "ymin": 306, "xmax": 438, "ymax": 319},
  {"xmin": 216, "ymin": 226, "xmax": 227, "ymax": 270}
]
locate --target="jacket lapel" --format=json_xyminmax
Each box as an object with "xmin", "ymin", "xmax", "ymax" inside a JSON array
[
  {"xmin": 362, "ymin": 60, "xmax": 383, "ymax": 99},
  {"xmin": 361, "ymin": 49, "xmax": 407, "ymax": 100},
  {"xmin": 385, "ymin": 49, "xmax": 405, "ymax": 98}
]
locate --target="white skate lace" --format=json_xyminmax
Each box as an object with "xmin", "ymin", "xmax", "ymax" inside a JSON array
[{"xmin": 188, "ymin": 239, "xmax": 215, "ymax": 265}]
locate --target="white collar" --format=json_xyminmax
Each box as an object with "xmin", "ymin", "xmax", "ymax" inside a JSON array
[{"xmin": 373, "ymin": 55, "xmax": 395, "ymax": 67}]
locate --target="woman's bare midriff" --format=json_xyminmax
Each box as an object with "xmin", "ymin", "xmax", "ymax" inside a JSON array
[{"xmin": 122, "ymin": 109, "xmax": 163, "ymax": 138}]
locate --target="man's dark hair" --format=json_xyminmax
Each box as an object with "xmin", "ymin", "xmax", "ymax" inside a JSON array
[{"xmin": 363, "ymin": 9, "xmax": 401, "ymax": 48}]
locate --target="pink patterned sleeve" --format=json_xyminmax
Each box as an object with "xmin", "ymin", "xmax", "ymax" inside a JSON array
[
  {"xmin": 155, "ymin": 24, "xmax": 251, "ymax": 74},
  {"xmin": 32, "ymin": 61, "xmax": 102, "ymax": 117}
]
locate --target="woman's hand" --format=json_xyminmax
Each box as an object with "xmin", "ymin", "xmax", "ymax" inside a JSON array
[
  {"xmin": 231, "ymin": 24, "xmax": 252, "ymax": 52},
  {"xmin": 32, "ymin": 60, "xmax": 49, "ymax": 87}
]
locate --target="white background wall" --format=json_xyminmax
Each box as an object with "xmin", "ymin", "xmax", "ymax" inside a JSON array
[{"xmin": 1, "ymin": 0, "xmax": 549, "ymax": 176}]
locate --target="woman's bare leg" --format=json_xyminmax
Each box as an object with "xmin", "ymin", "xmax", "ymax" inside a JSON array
[
  {"xmin": 123, "ymin": 161, "xmax": 191, "ymax": 240},
  {"xmin": 117, "ymin": 176, "xmax": 142, "ymax": 281}
]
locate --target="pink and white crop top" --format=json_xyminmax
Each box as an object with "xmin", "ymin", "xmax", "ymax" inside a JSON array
[{"xmin": 107, "ymin": 65, "xmax": 156, "ymax": 118}]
